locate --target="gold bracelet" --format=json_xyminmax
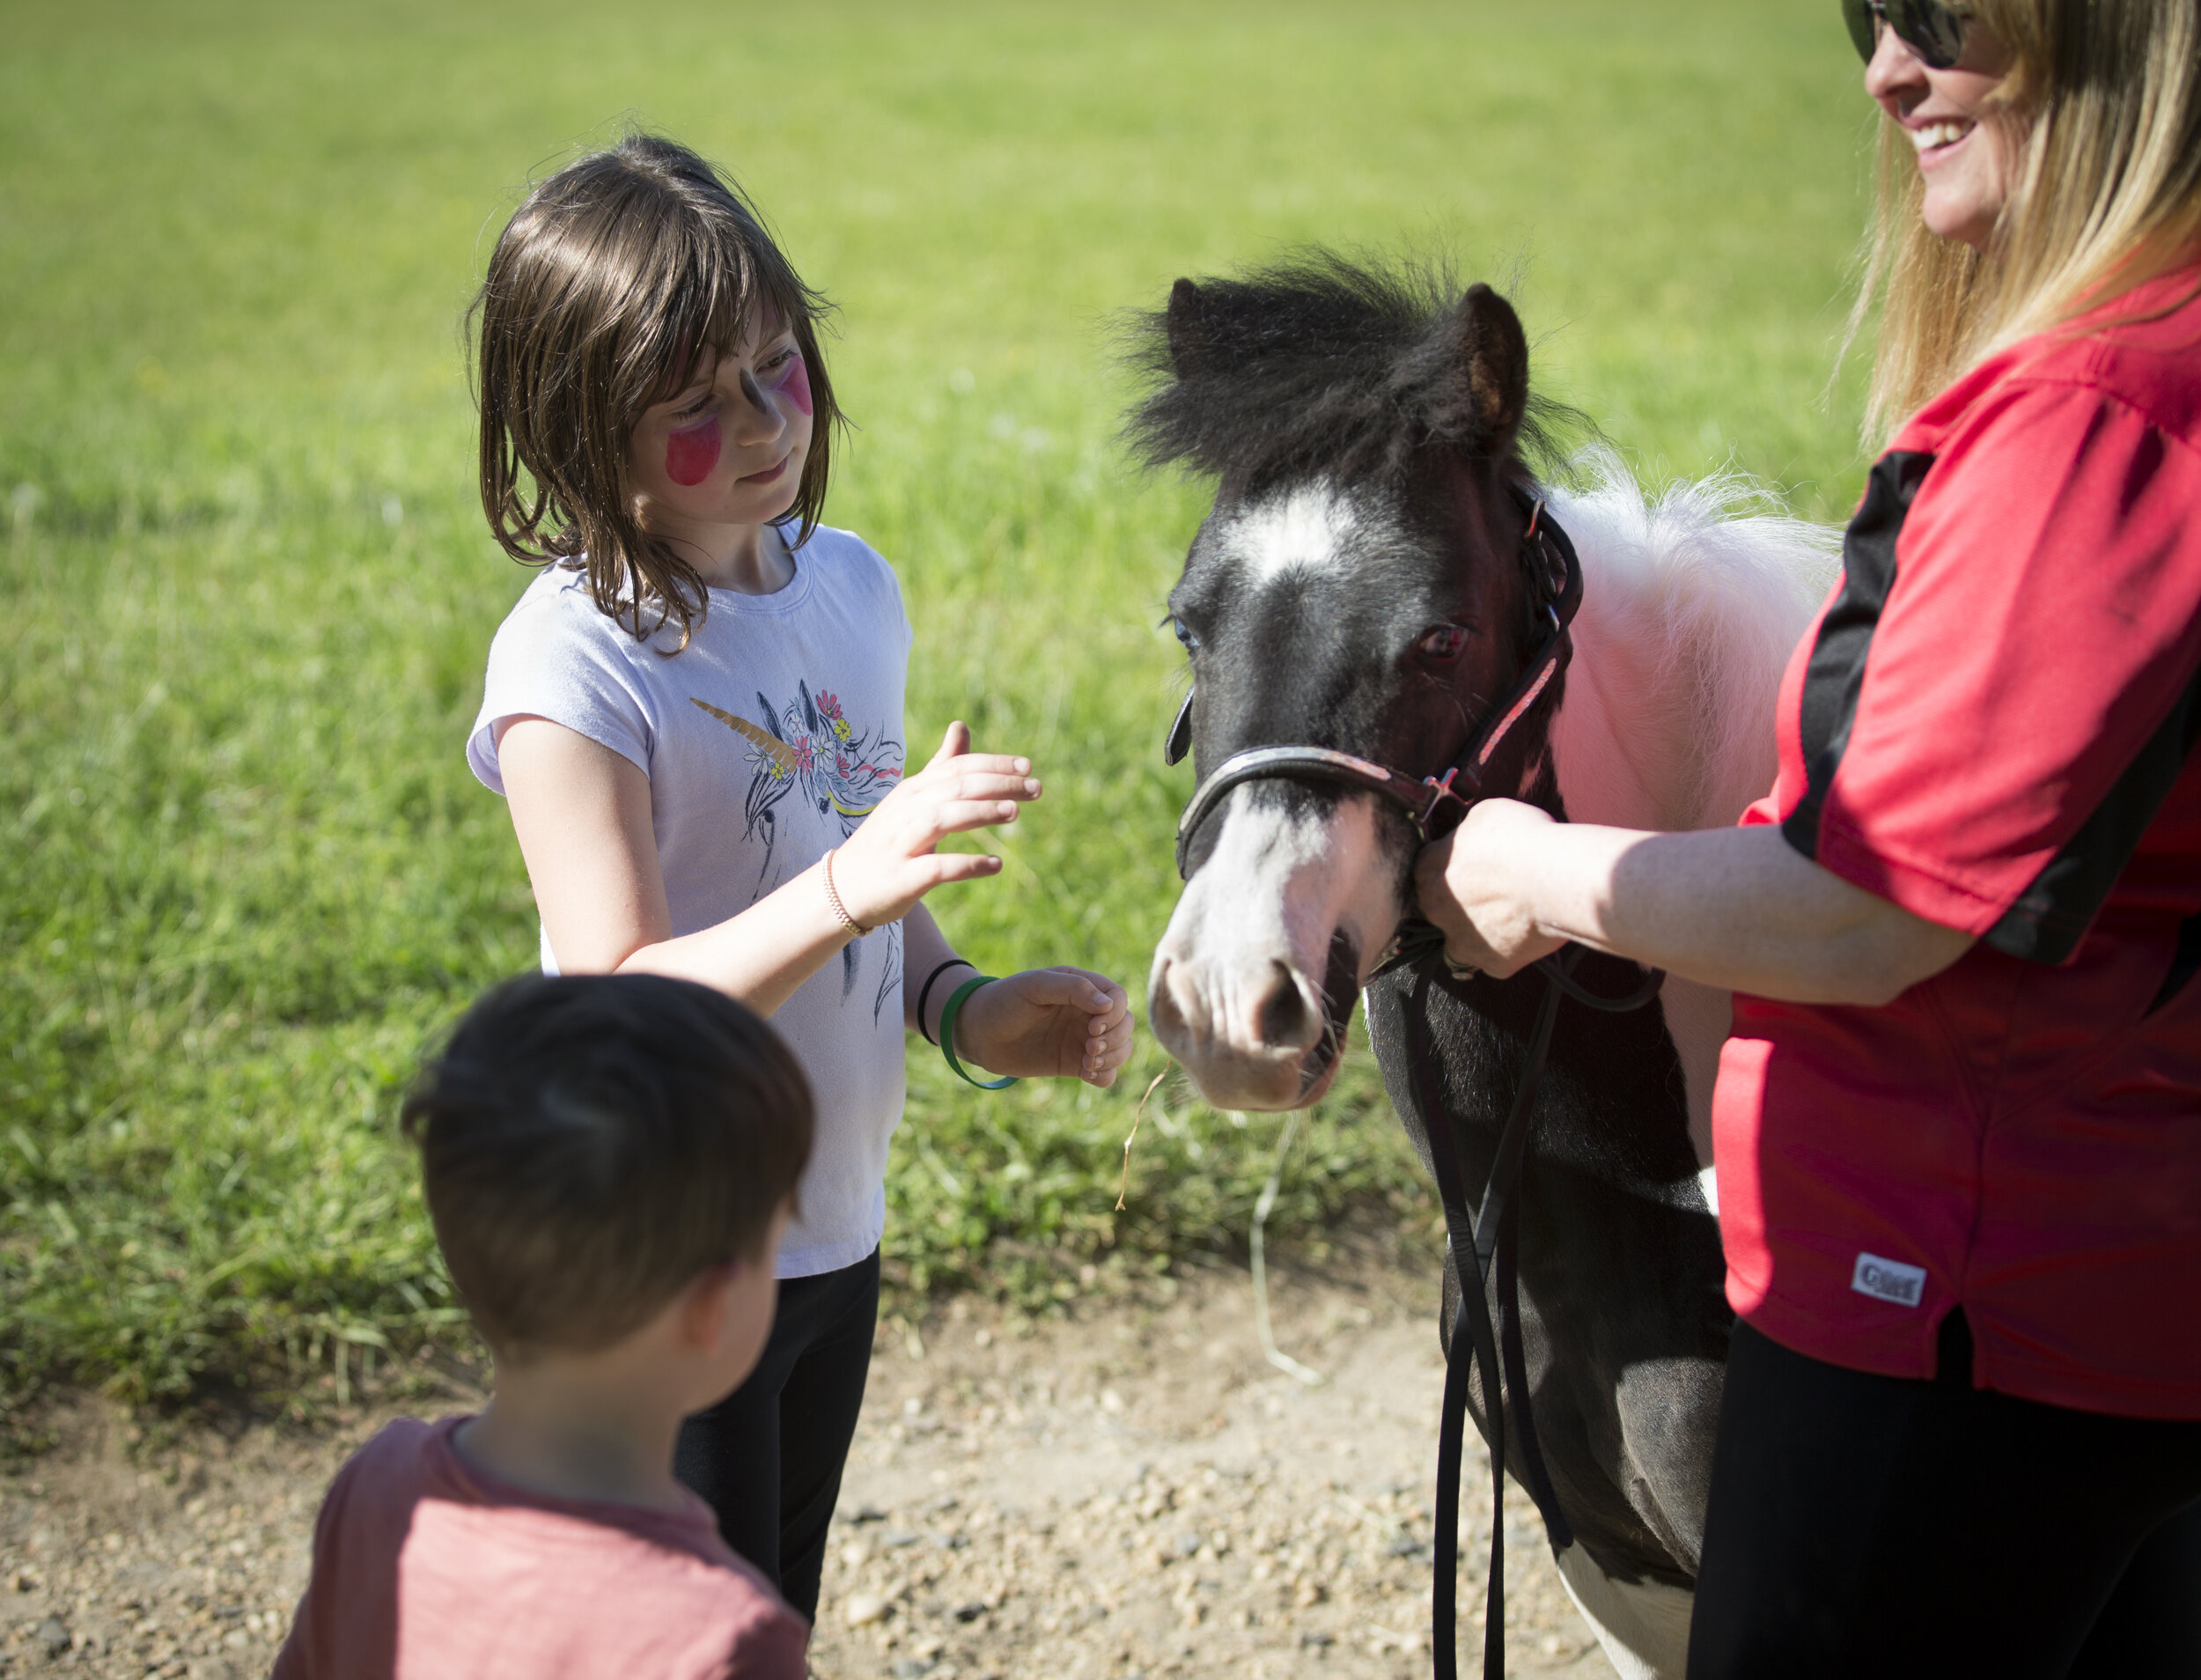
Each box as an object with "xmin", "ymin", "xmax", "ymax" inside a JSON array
[{"xmin": 821, "ymin": 849, "xmax": 871, "ymax": 938}]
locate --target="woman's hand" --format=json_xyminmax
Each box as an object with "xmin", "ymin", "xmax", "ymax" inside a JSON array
[
  {"xmin": 1411, "ymin": 798, "xmax": 1571, "ymax": 977},
  {"xmin": 951, "ymin": 968, "xmax": 1135, "ymax": 1087},
  {"xmin": 832, "ymin": 721, "xmax": 1041, "ymax": 930}
]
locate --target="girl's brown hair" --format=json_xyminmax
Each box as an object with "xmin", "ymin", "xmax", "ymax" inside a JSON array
[
  {"xmin": 1851, "ymin": 0, "xmax": 2201, "ymax": 445},
  {"xmin": 471, "ymin": 133, "xmax": 840, "ymax": 648}
]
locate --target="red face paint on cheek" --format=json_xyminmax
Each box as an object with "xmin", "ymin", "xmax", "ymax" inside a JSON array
[
  {"xmin": 664, "ymin": 413, "xmax": 722, "ymax": 487},
  {"xmin": 769, "ymin": 352, "xmax": 813, "ymax": 417}
]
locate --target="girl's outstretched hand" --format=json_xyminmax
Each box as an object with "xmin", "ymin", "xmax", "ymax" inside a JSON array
[
  {"xmin": 953, "ymin": 968, "xmax": 1135, "ymax": 1087},
  {"xmin": 833, "ymin": 722, "xmax": 1041, "ymax": 930}
]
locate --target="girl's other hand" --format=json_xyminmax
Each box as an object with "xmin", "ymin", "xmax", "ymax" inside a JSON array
[
  {"xmin": 834, "ymin": 722, "xmax": 1040, "ymax": 929},
  {"xmin": 953, "ymin": 968, "xmax": 1135, "ymax": 1087}
]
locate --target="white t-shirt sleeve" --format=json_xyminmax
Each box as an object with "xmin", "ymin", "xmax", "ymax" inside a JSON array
[
  {"xmin": 889, "ymin": 552, "xmax": 916, "ymax": 658},
  {"xmin": 466, "ymin": 577, "xmax": 659, "ymax": 795}
]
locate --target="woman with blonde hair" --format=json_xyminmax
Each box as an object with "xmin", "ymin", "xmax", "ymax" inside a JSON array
[{"xmin": 1414, "ymin": 2, "xmax": 2201, "ymax": 1672}]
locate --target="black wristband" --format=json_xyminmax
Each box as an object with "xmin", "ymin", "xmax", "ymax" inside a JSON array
[{"xmin": 916, "ymin": 957, "xmax": 978, "ymax": 1046}]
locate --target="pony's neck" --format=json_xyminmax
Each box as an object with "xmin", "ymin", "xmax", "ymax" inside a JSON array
[
  {"xmin": 1527, "ymin": 454, "xmax": 1839, "ymax": 1169},
  {"xmin": 1544, "ymin": 454, "xmax": 1839, "ymax": 836}
]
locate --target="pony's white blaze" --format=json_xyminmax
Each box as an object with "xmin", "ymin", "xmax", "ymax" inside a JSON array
[
  {"xmin": 1547, "ymin": 450, "xmax": 1840, "ymax": 1169},
  {"xmin": 1149, "ymin": 790, "xmax": 1398, "ymax": 1111},
  {"xmin": 1223, "ymin": 482, "xmax": 1361, "ymax": 586}
]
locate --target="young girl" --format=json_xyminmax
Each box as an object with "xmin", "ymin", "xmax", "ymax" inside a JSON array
[{"xmin": 462, "ymin": 133, "xmax": 1136, "ymax": 1625}]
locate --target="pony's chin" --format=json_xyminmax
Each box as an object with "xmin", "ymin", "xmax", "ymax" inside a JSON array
[
  {"xmin": 1294, "ymin": 1048, "xmax": 1344, "ymax": 1108},
  {"xmin": 1175, "ymin": 1056, "xmax": 1330, "ymax": 1113},
  {"xmin": 1160, "ymin": 994, "xmax": 1352, "ymax": 1113}
]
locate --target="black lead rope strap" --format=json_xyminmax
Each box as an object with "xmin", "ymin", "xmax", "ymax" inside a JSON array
[
  {"xmin": 1537, "ymin": 952, "xmax": 1666, "ymax": 1013},
  {"xmin": 1413, "ymin": 961, "xmax": 1559, "ymax": 1680},
  {"xmin": 1402, "ymin": 940, "xmax": 1660, "ymax": 1680},
  {"xmin": 1412, "ymin": 962, "xmax": 1544, "ymax": 1680}
]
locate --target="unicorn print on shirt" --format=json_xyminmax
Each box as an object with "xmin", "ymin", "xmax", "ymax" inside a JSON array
[{"xmin": 693, "ymin": 680, "xmax": 906, "ymax": 1021}]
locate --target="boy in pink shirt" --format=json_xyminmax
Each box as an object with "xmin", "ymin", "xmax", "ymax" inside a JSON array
[{"xmin": 276, "ymin": 973, "xmax": 814, "ymax": 1679}]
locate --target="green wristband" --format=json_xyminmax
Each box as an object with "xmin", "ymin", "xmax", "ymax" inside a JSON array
[{"xmin": 938, "ymin": 976, "xmax": 1019, "ymax": 1091}]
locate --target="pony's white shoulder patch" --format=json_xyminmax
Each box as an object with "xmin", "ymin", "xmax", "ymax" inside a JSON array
[
  {"xmin": 1545, "ymin": 449, "xmax": 1840, "ymax": 1168},
  {"xmin": 1224, "ymin": 483, "xmax": 1362, "ymax": 586},
  {"xmin": 1547, "ymin": 446, "xmax": 1840, "ymax": 837},
  {"xmin": 1555, "ymin": 1544, "xmax": 1696, "ymax": 1680}
]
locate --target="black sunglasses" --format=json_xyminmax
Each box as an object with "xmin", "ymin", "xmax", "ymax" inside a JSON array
[{"xmin": 1842, "ymin": 0, "xmax": 1969, "ymax": 70}]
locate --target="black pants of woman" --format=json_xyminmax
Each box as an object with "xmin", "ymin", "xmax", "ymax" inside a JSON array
[
  {"xmin": 673, "ymin": 1249, "xmax": 880, "ymax": 1624},
  {"xmin": 1689, "ymin": 1312, "xmax": 2201, "ymax": 1679}
]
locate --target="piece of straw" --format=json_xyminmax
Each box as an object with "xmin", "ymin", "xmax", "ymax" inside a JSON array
[
  {"xmin": 1253, "ymin": 1108, "xmax": 1323, "ymax": 1386},
  {"xmin": 1115, "ymin": 1071, "xmax": 1169, "ymax": 1212}
]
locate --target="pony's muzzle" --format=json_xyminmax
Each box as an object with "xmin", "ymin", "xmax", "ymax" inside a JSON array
[{"xmin": 1147, "ymin": 950, "xmax": 1330, "ymax": 1111}]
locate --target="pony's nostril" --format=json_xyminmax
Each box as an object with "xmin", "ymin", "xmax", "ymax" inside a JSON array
[
  {"xmin": 1255, "ymin": 961, "xmax": 1315, "ymax": 1050},
  {"xmin": 1148, "ymin": 963, "xmax": 1183, "ymax": 1037},
  {"xmin": 1149, "ymin": 956, "xmax": 1209, "ymax": 1050}
]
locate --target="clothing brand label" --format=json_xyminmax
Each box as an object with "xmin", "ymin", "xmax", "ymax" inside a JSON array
[{"xmin": 1851, "ymin": 1252, "xmax": 1927, "ymax": 1308}]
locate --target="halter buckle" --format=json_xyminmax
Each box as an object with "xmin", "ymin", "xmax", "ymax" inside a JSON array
[{"xmin": 1417, "ymin": 766, "xmax": 1469, "ymax": 832}]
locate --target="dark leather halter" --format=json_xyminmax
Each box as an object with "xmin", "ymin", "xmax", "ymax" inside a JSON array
[
  {"xmin": 1162, "ymin": 479, "xmax": 1663, "ymax": 1680},
  {"xmin": 1168, "ymin": 477, "xmax": 1584, "ymax": 879}
]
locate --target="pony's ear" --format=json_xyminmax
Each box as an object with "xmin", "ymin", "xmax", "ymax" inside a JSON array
[
  {"xmin": 1455, "ymin": 283, "xmax": 1528, "ymax": 445},
  {"xmin": 1166, "ymin": 278, "xmax": 1207, "ymax": 374}
]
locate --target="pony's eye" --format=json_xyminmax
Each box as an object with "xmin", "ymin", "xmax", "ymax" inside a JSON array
[
  {"xmin": 1173, "ymin": 617, "xmax": 1201, "ymax": 652},
  {"xmin": 1416, "ymin": 625, "xmax": 1469, "ymax": 662}
]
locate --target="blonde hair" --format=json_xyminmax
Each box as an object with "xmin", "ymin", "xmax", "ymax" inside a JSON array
[{"xmin": 1853, "ymin": 0, "xmax": 2201, "ymax": 444}]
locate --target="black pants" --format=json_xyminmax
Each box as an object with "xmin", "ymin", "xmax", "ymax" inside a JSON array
[
  {"xmin": 674, "ymin": 1249, "xmax": 879, "ymax": 1623},
  {"xmin": 1689, "ymin": 1314, "xmax": 2201, "ymax": 1679}
]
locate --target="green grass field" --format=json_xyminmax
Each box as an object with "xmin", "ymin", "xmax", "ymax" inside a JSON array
[{"xmin": 0, "ymin": 0, "xmax": 1874, "ymax": 1405}]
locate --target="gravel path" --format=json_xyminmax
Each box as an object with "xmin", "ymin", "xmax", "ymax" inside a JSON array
[{"xmin": 0, "ymin": 1240, "xmax": 1608, "ymax": 1678}]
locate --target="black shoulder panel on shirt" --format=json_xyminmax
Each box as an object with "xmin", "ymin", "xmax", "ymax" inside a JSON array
[
  {"xmin": 1781, "ymin": 450, "xmax": 1935, "ymax": 862},
  {"xmin": 1987, "ymin": 661, "xmax": 2201, "ymax": 964},
  {"xmin": 2148, "ymin": 909, "xmax": 2201, "ymax": 1016}
]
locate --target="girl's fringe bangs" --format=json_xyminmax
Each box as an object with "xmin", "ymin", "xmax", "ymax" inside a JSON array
[{"xmin": 626, "ymin": 228, "xmax": 811, "ymax": 417}]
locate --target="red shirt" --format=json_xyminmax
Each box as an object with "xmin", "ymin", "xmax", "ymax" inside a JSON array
[
  {"xmin": 1713, "ymin": 269, "xmax": 2201, "ymax": 1419},
  {"xmin": 275, "ymin": 1416, "xmax": 808, "ymax": 1680}
]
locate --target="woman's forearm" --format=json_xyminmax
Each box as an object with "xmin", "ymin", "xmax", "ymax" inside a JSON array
[
  {"xmin": 1516, "ymin": 822, "xmax": 1973, "ymax": 1005},
  {"xmin": 1419, "ymin": 802, "xmax": 1976, "ymax": 1006}
]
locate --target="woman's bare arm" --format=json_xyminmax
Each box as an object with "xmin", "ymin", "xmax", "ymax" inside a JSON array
[{"xmin": 1414, "ymin": 801, "xmax": 1975, "ymax": 1006}]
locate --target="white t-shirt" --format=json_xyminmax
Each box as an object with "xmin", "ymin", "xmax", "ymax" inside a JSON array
[{"xmin": 467, "ymin": 526, "xmax": 916, "ymax": 1278}]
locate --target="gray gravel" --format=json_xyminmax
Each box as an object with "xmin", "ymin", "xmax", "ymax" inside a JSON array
[{"xmin": 0, "ymin": 1239, "xmax": 1604, "ymax": 1678}]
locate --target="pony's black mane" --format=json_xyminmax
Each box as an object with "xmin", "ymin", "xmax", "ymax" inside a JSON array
[{"xmin": 1125, "ymin": 251, "xmax": 1574, "ymax": 497}]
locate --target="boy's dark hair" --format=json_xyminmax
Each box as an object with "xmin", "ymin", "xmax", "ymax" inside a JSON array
[
  {"xmin": 402, "ymin": 973, "xmax": 813, "ymax": 1359},
  {"xmin": 470, "ymin": 131, "xmax": 841, "ymax": 652}
]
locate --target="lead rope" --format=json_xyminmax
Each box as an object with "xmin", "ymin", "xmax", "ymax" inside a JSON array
[{"xmin": 1395, "ymin": 938, "xmax": 1662, "ymax": 1680}]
